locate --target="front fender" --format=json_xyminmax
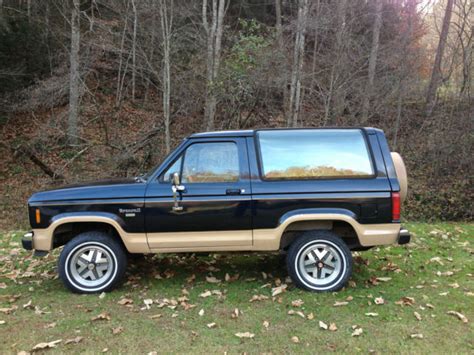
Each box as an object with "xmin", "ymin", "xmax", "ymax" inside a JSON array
[{"xmin": 31, "ymin": 212, "xmax": 149, "ymax": 253}]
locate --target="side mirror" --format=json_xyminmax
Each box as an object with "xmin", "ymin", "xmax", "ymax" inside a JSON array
[{"xmin": 172, "ymin": 172, "xmax": 180, "ymax": 186}]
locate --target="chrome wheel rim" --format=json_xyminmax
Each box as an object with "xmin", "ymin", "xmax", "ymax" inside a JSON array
[
  {"xmin": 297, "ymin": 242, "xmax": 343, "ymax": 287},
  {"xmin": 68, "ymin": 244, "xmax": 115, "ymax": 289}
]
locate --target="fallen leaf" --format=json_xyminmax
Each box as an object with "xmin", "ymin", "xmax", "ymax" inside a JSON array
[
  {"xmin": 410, "ymin": 333, "xmax": 423, "ymax": 339},
  {"xmin": 143, "ymin": 299, "xmax": 153, "ymax": 309},
  {"xmin": 198, "ymin": 309, "xmax": 205, "ymax": 317},
  {"xmin": 374, "ymin": 297, "xmax": 385, "ymax": 305},
  {"xmin": 44, "ymin": 322, "xmax": 57, "ymax": 329},
  {"xmin": 149, "ymin": 314, "xmax": 162, "ymax": 319},
  {"xmin": 395, "ymin": 297, "xmax": 415, "ymax": 306},
  {"xmin": 376, "ymin": 277, "xmax": 392, "ymax": 282},
  {"xmin": 206, "ymin": 276, "xmax": 221, "ymax": 284},
  {"xmin": 0, "ymin": 283, "xmax": 6, "ymax": 289},
  {"xmin": 319, "ymin": 321, "xmax": 328, "ymax": 330},
  {"xmin": 329, "ymin": 323, "xmax": 338, "ymax": 332},
  {"xmin": 333, "ymin": 301, "xmax": 348, "ymax": 307},
  {"xmin": 449, "ymin": 282, "xmax": 460, "ymax": 289},
  {"xmin": 291, "ymin": 336, "xmax": 300, "ymax": 343},
  {"xmin": 231, "ymin": 308, "xmax": 240, "ymax": 319},
  {"xmin": 65, "ymin": 336, "xmax": 83, "ymax": 345},
  {"xmin": 414, "ymin": 311, "xmax": 422, "ymax": 321},
  {"xmin": 263, "ymin": 320, "xmax": 269, "ymax": 329},
  {"xmin": 117, "ymin": 298, "xmax": 133, "ymax": 305},
  {"xmin": 199, "ymin": 291, "xmax": 212, "ymax": 298},
  {"xmin": 288, "ymin": 310, "xmax": 305, "ymax": 318},
  {"xmin": 23, "ymin": 300, "xmax": 33, "ymax": 309},
  {"xmin": 235, "ymin": 332, "xmax": 255, "ymax": 339},
  {"xmin": 91, "ymin": 312, "xmax": 111, "ymax": 321},
  {"xmin": 365, "ymin": 312, "xmax": 379, "ymax": 317},
  {"xmin": 346, "ymin": 296, "xmax": 354, "ymax": 301},
  {"xmin": 307, "ymin": 312, "xmax": 314, "ymax": 320},
  {"xmin": 224, "ymin": 273, "xmax": 239, "ymax": 282},
  {"xmin": 206, "ymin": 322, "xmax": 216, "ymax": 328},
  {"xmin": 447, "ymin": 311, "xmax": 468, "ymax": 323},
  {"xmin": 291, "ymin": 299, "xmax": 304, "ymax": 307},
  {"xmin": 249, "ymin": 294, "xmax": 269, "ymax": 302},
  {"xmin": 271, "ymin": 284, "xmax": 287, "ymax": 297},
  {"xmin": 351, "ymin": 327, "xmax": 363, "ymax": 337},
  {"xmin": 112, "ymin": 326, "xmax": 124, "ymax": 335},
  {"xmin": 0, "ymin": 320, "xmax": 5, "ymax": 325},
  {"xmin": 186, "ymin": 274, "xmax": 196, "ymax": 283},
  {"xmin": 436, "ymin": 271, "xmax": 454, "ymax": 277},
  {"xmin": 31, "ymin": 339, "xmax": 62, "ymax": 351},
  {"xmin": 99, "ymin": 292, "xmax": 106, "ymax": 299}
]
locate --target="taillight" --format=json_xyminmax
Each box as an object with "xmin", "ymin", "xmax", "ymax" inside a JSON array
[{"xmin": 392, "ymin": 192, "xmax": 400, "ymax": 221}]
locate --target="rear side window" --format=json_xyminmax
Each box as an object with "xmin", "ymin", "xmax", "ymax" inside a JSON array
[{"xmin": 257, "ymin": 129, "xmax": 374, "ymax": 180}]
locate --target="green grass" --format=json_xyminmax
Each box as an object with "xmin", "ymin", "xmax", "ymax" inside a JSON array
[{"xmin": 1, "ymin": 223, "xmax": 473, "ymax": 354}]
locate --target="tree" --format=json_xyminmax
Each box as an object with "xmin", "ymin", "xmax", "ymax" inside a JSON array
[
  {"xmin": 68, "ymin": 0, "xmax": 81, "ymax": 146},
  {"xmin": 361, "ymin": 0, "xmax": 384, "ymax": 123},
  {"xmin": 202, "ymin": 0, "xmax": 227, "ymax": 131},
  {"xmin": 425, "ymin": 0, "xmax": 455, "ymax": 116},
  {"xmin": 160, "ymin": 0, "xmax": 173, "ymax": 153},
  {"xmin": 287, "ymin": 0, "xmax": 309, "ymax": 127}
]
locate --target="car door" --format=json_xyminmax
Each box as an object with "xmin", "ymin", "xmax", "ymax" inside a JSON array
[{"xmin": 145, "ymin": 137, "xmax": 252, "ymax": 250}]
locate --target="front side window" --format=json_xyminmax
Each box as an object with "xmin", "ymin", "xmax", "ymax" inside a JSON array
[
  {"xmin": 181, "ymin": 142, "xmax": 239, "ymax": 183},
  {"xmin": 161, "ymin": 157, "xmax": 182, "ymax": 183},
  {"xmin": 258, "ymin": 129, "xmax": 374, "ymax": 180}
]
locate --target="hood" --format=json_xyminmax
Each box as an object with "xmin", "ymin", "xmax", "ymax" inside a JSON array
[{"xmin": 28, "ymin": 178, "xmax": 147, "ymax": 204}]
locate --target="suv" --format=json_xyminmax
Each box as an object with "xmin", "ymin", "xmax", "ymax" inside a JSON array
[{"xmin": 22, "ymin": 128, "xmax": 409, "ymax": 293}]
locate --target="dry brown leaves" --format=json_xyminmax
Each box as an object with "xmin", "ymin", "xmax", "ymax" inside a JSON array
[
  {"xmin": 447, "ymin": 311, "xmax": 468, "ymax": 323},
  {"xmin": 91, "ymin": 312, "xmax": 111, "ymax": 321}
]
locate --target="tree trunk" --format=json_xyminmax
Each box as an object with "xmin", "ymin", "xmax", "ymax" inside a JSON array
[
  {"xmin": 361, "ymin": 0, "xmax": 383, "ymax": 124},
  {"xmin": 68, "ymin": 0, "xmax": 81, "ymax": 146},
  {"xmin": 131, "ymin": 0, "xmax": 137, "ymax": 101},
  {"xmin": 425, "ymin": 0, "xmax": 454, "ymax": 117},
  {"xmin": 287, "ymin": 0, "xmax": 309, "ymax": 127},
  {"xmin": 160, "ymin": 0, "xmax": 173, "ymax": 154},
  {"xmin": 275, "ymin": 0, "xmax": 288, "ymax": 116},
  {"xmin": 203, "ymin": 0, "xmax": 226, "ymax": 131}
]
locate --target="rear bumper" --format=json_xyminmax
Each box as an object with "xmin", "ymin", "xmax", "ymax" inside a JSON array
[{"xmin": 398, "ymin": 227, "xmax": 411, "ymax": 245}]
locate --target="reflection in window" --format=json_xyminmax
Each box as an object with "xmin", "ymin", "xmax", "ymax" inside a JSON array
[
  {"xmin": 258, "ymin": 129, "xmax": 374, "ymax": 179},
  {"xmin": 182, "ymin": 142, "xmax": 239, "ymax": 183},
  {"xmin": 161, "ymin": 157, "xmax": 182, "ymax": 182}
]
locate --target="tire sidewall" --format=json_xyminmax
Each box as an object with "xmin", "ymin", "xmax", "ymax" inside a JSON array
[
  {"xmin": 59, "ymin": 232, "xmax": 126, "ymax": 294},
  {"xmin": 288, "ymin": 232, "xmax": 352, "ymax": 292}
]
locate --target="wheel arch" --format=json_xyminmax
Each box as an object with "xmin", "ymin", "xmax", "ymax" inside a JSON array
[
  {"xmin": 276, "ymin": 209, "xmax": 366, "ymax": 250},
  {"xmin": 32, "ymin": 212, "xmax": 149, "ymax": 253}
]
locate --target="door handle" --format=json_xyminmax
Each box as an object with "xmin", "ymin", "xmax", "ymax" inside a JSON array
[{"xmin": 226, "ymin": 188, "xmax": 243, "ymax": 195}]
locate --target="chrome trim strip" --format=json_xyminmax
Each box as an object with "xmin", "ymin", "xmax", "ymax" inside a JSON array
[{"xmin": 29, "ymin": 199, "xmax": 145, "ymax": 206}]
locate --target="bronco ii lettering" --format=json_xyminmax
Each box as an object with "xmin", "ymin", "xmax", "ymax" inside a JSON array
[{"xmin": 22, "ymin": 128, "xmax": 410, "ymax": 293}]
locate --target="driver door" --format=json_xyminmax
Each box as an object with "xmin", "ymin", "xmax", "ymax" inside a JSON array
[{"xmin": 144, "ymin": 138, "xmax": 252, "ymax": 250}]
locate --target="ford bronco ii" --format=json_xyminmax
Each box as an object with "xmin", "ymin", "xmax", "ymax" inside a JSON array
[{"xmin": 22, "ymin": 128, "xmax": 409, "ymax": 293}]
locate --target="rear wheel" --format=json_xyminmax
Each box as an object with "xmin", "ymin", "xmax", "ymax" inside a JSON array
[
  {"xmin": 58, "ymin": 231, "xmax": 127, "ymax": 294},
  {"xmin": 287, "ymin": 231, "xmax": 352, "ymax": 292}
]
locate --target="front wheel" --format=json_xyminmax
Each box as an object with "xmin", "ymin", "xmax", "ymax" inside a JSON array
[
  {"xmin": 58, "ymin": 231, "xmax": 127, "ymax": 294},
  {"xmin": 287, "ymin": 231, "xmax": 352, "ymax": 292}
]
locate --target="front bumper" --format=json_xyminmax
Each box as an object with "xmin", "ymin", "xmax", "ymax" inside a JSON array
[
  {"xmin": 22, "ymin": 232, "xmax": 34, "ymax": 250},
  {"xmin": 398, "ymin": 227, "xmax": 411, "ymax": 245}
]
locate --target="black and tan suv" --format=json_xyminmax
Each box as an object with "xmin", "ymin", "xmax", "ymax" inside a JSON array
[{"xmin": 22, "ymin": 128, "xmax": 409, "ymax": 293}]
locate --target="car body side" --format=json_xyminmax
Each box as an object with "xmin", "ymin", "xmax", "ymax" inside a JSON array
[{"xmin": 25, "ymin": 127, "xmax": 406, "ymax": 255}]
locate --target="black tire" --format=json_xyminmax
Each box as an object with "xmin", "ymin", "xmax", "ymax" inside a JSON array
[
  {"xmin": 58, "ymin": 231, "xmax": 127, "ymax": 294},
  {"xmin": 287, "ymin": 230, "xmax": 352, "ymax": 292}
]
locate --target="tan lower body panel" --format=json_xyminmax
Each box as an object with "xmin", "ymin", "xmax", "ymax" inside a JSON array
[
  {"xmin": 32, "ymin": 214, "xmax": 400, "ymax": 254},
  {"xmin": 147, "ymin": 230, "xmax": 252, "ymax": 250},
  {"xmin": 32, "ymin": 215, "xmax": 149, "ymax": 253}
]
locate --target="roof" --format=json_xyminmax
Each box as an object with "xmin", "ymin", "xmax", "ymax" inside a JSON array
[
  {"xmin": 189, "ymin": 130, "xmax": 255, "ymax": 138},
  {"xmin": 188, "ymin": 127, "xmax": 379, "ymax": 139}
]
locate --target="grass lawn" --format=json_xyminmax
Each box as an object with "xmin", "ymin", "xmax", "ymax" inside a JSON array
[{"xmin": 0, "ymin": 222, "xmax": 473, "ymax": 354}]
